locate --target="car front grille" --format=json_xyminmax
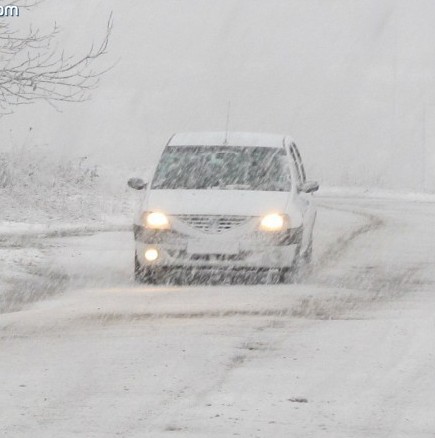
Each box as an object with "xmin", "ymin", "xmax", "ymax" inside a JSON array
[{"xmin": 176, "ymin": 215, "xmax": 251, "ymax": 234}]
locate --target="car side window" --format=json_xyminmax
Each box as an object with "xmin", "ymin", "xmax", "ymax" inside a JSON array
[
  {"xmin": 290, "ymin": 143, "xmax": 306, "ymax": 184},
  {"xmin": 293, "ymin": 143, "xmax": 306, "ymax": 182},
  {"xmin": 289, "ymin": 144, "xmax": 302, "ymax": 185}
]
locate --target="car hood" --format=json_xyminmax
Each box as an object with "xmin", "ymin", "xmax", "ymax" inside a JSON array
[{"xmin": 144, "ymin": 189, "xmax": 292, "ymax": 216}]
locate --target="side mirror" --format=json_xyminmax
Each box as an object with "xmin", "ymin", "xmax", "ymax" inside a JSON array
[
  {"xmin": 298, "ymin": 180, "xmax": 319, "ymax": 194},
  {"xmin": 127, "ymin": 177, "xmax": 147, "ymax": 191}
]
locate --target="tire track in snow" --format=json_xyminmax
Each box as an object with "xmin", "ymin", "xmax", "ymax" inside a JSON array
[
  {"xmin": 0, "ymin": 200, "xmax": 383, "ymax": 315},
  {"xmin": 139, "ymin": 204, "xmax": 390, "ymax": 433},
  {"xmin": 310, "ymin": 201, "xmax": 384, "ymax": 274}
]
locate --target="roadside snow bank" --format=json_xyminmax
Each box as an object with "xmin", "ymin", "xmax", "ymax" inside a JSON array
[
  {"xmin": 0, "ymin": 147, "xmax": 145, "ymax": 228},
  {"xmin": 0, "ymin": 218, "xmax": 130, "ymax": 239}
]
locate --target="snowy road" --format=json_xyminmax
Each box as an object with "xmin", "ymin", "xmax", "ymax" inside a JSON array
[{"xmin": 1, "ymin": 197, "xmax": 435, "ymax": 437}]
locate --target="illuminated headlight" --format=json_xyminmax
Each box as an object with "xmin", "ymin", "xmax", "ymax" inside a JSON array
[
  {"xmin": 145, "ymin": 248, "xmax": 159, "ymax": 262},
  {"xmin": 259, "ymin": 213, "xmax": 288, "ymax": 231},
  {"xmin": 144, "ymin": 212, "xmax": 170, "ymax": 230}
]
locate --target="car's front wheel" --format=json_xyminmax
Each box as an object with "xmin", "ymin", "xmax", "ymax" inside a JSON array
[
  {"xmin": 134, "ymin": 252, "xmax": 159, "ymax": 284},
  {"xmin": 302, "ymin": 238, "xmax": 313, "ymax": 265},
  {"xmin": 135, "ymin": 253, "xmax": 174, "ymax": 284},
  {"xmin": 279, "ymin": 238, "xmax": 313, "ymax": 283}
]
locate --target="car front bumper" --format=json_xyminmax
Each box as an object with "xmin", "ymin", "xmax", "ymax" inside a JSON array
[{"xmin": 134, "ymin": 225, "xmax": 302, "ymax": 270}]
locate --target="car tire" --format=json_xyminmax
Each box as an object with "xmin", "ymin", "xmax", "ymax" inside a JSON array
[
  {"xmin": 293, "ymin": 237, "xmax": 314, "ymax": 281},
  {"xmin": 135, "ymin": 253, "xmax": 172, "ymax": 284},
  {"xmin": 278, "ymin": 244, "xmax": 301, "ymax": 284},
  {"xmin": 279, "ymin": 236, "xmax": 313, "ymax": 284},
  {"xmin": 134, "ymin": 252, "xmax": 158, "ymax": 284},
  {"xmin": 302, "ymin": 238, "xmax": 313, "ymax": 265}
]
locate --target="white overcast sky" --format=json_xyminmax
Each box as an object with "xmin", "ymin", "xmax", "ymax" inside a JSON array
[{"xmin": 2, "ymin": 0, "xmax": 435, "ymax": 190}]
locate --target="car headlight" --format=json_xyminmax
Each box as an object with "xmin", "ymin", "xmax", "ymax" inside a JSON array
[
  {"xmin": 144, "ymin": 212, "xmax": 170, "ymax": 230},
  {"xmin": 259, "ymin": 213, "xmax": 288, "ymax": 231}
]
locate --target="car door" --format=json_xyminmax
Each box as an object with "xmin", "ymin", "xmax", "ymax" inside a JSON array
[{"xmin": 287, "ymin": 142, "xmax": 316, "ymax": 250}]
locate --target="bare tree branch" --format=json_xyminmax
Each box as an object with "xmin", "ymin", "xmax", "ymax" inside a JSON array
[{"xmin": 0, "ymin": 1, "xmax": 113, "ymax": 115}]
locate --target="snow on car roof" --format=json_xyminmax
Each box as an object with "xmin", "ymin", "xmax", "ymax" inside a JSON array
[{"xmin": 168, "ymin": 132, "xmax": 293, "ymax": 148}]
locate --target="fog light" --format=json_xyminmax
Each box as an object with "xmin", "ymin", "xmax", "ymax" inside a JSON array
[{"xmin": 145, "ymin": 248, "xmax": 159, "ymax": 262}]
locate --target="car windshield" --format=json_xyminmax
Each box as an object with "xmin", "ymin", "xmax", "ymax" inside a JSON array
[{"xmin": 151, "ymin": 146, "xmax": 292, "ymax": 191}]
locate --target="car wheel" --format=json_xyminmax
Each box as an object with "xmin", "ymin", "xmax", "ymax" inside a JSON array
[
  {"xmin": 279, "ymin": 236, "xmax": 314, "ymax": 284},
  {"xmin": 134, "ymin": 252, "xmax": 158, "ymax": 284},
  {"xmin": 302, "ymin": 238, "xmax": 313, "ymax": 265},
  {"xmin": 278, "ymin": 244, "xmax": 301, "ymax": 284},
  {"xmin": 293, "ymin": 237, "xmax": 314, "ymax": 281},
  {"xmin": 278, "ymin": 267, "xmax": 292, "ymax": 284}
]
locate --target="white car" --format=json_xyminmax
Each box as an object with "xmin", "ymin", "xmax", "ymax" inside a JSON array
[{"xmin": 128, "ymin": 132, "xmax": 319, "ymax": 283}]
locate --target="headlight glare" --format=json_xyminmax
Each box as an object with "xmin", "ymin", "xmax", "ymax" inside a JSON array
[
  {"xmin": 260, "ymin": 213, "xmax": 287, "ymax": 231},
  {"xmin": 145, "ymin": 212, "xmax": 170, "ymax": 229}
]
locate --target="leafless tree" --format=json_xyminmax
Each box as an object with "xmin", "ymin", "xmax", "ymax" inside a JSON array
[{"xmin": 0, "ymin": 0, "xmax": 113, "ymax": 115}]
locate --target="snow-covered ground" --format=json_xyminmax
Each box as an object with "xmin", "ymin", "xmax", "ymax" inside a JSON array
[
  {"xmin": 0, "ymin": 148, "xmax": 139, "ymax": 225},
  {"xmin": 1, "ymin": 196, "xmax": 435, "ymax": 437},
  {"xmin": 0, "ymin": 152, "xmax": 140, "ymax": 306}
]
